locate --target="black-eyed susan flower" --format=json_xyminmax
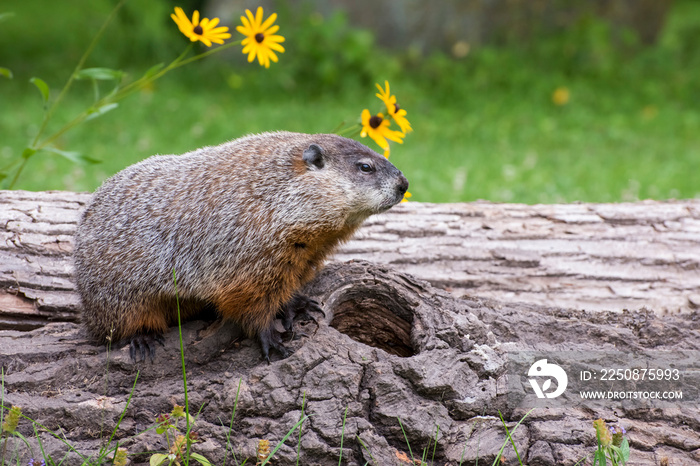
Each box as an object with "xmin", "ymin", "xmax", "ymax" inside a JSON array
[
  {"xmin": 236, "ymin": 7, "xmax": 285, "ymax": 68},
  {"xmin": 360, "ymin": 109, "xmax": 404, "ymax": 152},
  {"xmin": 171, "ymin": 7, "xmax": 231, "ymax": 47},
  {"xmin": 375, "ymin": 81, "xmax": 412, "ymax": 134}
]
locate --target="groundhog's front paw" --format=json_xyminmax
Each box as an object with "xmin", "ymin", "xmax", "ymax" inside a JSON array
[
  {"xmin": 129, "ymin": 332, "xmax": 165, "ymax": 363},
  {"xmin": 279, "ymin": 294, "xmax": 325, "ymax": 333},
  {"xmin": 258, "ymin": 326, "xmax": 292, "ymax": 364}
]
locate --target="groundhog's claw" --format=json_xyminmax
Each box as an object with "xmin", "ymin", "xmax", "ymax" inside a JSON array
[
  {"xmin": 259, "ymin": 326, "xmax": 293, "ymax": 363},
  {"xmin": 280, "ymin": 294, "xmax": 325, "ymax": 332},
  {"xmin": 129, "ymin": 333, "xmax": 165, "ymax": 363}
]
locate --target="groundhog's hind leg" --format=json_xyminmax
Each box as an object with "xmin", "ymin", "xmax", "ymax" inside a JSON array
[
  {"xmin": 129, "ymin": 332, "xmax": 165, "ymax": 362},
  {"xmin": 120, "ymin": 300, "xmax": 172, "ymax": 362}
]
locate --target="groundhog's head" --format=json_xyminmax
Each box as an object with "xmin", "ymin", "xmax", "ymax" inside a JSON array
[{"xmin": 300, "ymin": 134, "xmax": 409, "ymax": 225}]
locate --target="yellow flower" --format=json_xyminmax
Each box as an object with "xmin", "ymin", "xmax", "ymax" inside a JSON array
[
  {"xmin": 375, "ymin": 81, "xmax": 412, "ymax": 134},
  {"xmin": 401, "ymin": 191, "xmax": 412, "ymax": 203},
  {"xmin": 236, "ymin": 7, "xmax": 285, "ymax": 68},
  {"xmin": 552, "ymin": 86, "xmax": 570, "ymax": 106},
  {"xmin": 171, "ymin": 7, "xmax": 231, "ymax": 47},
  {"xmin": 360, "ymin": 109, "xmax": 404, "ymax": 151}
]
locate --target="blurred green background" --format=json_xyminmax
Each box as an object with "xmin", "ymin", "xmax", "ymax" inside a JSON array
[{"xmin": 1, "ymin": 0, "xmax": 699, "ymax": 203}]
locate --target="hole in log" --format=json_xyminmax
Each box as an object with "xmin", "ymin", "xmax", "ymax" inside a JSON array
[{"xmin": 329, "ymin": 288, "xmax": 416, "ymax": 357}]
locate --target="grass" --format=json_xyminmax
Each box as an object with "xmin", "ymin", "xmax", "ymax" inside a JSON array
[
  {"xmin": 2, "ymin": 73, "xmax": 699, "ymax": 204},
  {"xmin": 2, "ymin": 0, "xmax": 700, "ymax": 203}
]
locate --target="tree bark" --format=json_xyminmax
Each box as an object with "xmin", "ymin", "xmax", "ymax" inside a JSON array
[
  {"xmin": 2, "ymin": 191, "xmax": 698, "ymax": 330},
  {"xmin": 1, "ymin": 190, "xmax": 698, "ymax": 465}
]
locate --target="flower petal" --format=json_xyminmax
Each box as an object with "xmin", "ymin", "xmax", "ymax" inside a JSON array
[
  {"xmin": 245, "ymin": 10, "xmax": 258, "ymax": 29},
  {"xmin": 210, "ymin": 26, "xmax": 231, "ymax": 35},
  {"xmin": 260, "ymin": 12, "xmax": 277, "ymax": 32},
  {"xmin": 361, "ymin": 109, "xmax": 371, "ymax": 125},
  {"xmin": 174, "ymin": 7, "xmax": 189, "ymax": 25},
  {"xmin": 369, "ymin": 130, "xmax": 389, "ymax": 150},
  {"xmin": 254, "ymin": 7, "xmax": 264, "ymax": 28},
  {"xmin": 239, "ymin": 15, "xmax": 251, "ymax": 31},
  {"xmin": 267, "ymin": 42, "xmax": 285, "ymax": 53}
]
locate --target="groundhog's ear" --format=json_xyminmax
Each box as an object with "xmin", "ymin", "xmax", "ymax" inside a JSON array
[{"xmin": 302, "ymin": 144, "xmax": 325, "ymax": 170}]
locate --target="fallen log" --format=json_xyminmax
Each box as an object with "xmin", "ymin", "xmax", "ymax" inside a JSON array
[
  {"xmin": 0, "ymin": 190, "xmax": 698, "ymax": 465},
  {"xmin": 2, "ymin": 191, "xmax": 699, "ymax": 330}
]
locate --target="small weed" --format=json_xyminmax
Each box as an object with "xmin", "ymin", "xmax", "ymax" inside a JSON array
[{"xmin": 591, "ymin": 419, "xmax": 630, "ymax": 466}]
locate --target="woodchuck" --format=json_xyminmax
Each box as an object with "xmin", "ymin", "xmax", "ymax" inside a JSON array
[{"xmin": 74, "ymin": 131, "xmax": 409, "ymax": 362}]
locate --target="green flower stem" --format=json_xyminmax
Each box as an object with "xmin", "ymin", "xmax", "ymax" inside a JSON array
[
  {"xmin": 35, "ymin": 40, "xmax": 242, "ymax": 152},
  {"xmin": 174, "ymin": 39, "xmax": 243, "ymax": 68},
  {"xmin": 10, "ymin": 38, "xmax": 242, "ymax": 188},
  {"xmin": 6, "ymin": 0, "xmax": 126, "ymax": 188},
  {"xmin": 30, "ymin": 0, "xmax": 127, "ymax": 150},
  {"xmin": 32, "ymin": 44, "xmax": 196, "ymax": 154},
  {"xmin": 7, "ymin": 158, "xmax": 29, "ymax": 190},
  {"xmin": 335, "ymin": 123, "xmax": 362, "ymax": 137}
]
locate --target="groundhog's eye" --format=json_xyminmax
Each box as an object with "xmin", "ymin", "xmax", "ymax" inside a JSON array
[{"xmin": 358, "ymin": 162, "xmax": 374, "ymax": 173}]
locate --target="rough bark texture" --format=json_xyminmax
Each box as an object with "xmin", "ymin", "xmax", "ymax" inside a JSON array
[
  {"xmin": 1, "ymin": 190, "xmax": 699, "ymax": 465},
  {"xmin": 339, "ymin": 199, "xmax": 700, "ymax": 316}
]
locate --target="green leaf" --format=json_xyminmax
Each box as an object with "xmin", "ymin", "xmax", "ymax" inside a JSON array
[
  {"xmin": 149, "ymin": 453, "xmax": 168, "ymax": 466},
  {"xmin": 43, "ymin": 146, "xmax": 101, "ymax": 165},
  {"xmin": 620, "ymin": 438, "xmax": 630, "ymax": 462},
  {"xmin": 21, "ymin": 147, "xmax": 37, "ymax": 159},
  {"xmin": 144, "ymin": 63, "xmax": 165, "ymax": 79},
  {"xmin": 594, "ymin": 450, "xmax": 607, "ymax": 466},
  {"xmin": 30, "ymin": 77, "xmax": 50, "ymax": 104},
  {"xmin": 189, "ymin": 453, "xmax": 213, "ymax": 466},
  {"xmin": 0, "ymin": 68, "xmax": 12, "ymax": 79},
  {"xmin": 0, "ymin": 172, "xmax": 7, "ymax": 182},
  {"xmin": 609, "ymin": 445, "xmax": 624, "ymax": 464},
  {"xmin": 74, "ymin": 67, "xmax": 124, "ymax": 81},
  {"xmin": 85, "ymin": 102, "xmax": 119, "ymax": 121}
]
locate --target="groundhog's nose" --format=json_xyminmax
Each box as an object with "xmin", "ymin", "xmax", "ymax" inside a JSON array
[{"xmin": 397, "ymin": 174, "xmax": 409, "ymax": 196}]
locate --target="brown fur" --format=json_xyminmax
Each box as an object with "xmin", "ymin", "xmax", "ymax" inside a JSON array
[{"xmin": 74, "ymin": 132, "xmax": 408, "ymax": 354}]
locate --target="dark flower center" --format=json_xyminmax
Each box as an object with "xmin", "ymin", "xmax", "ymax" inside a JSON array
[
  {"xmin": 194, "ymin": 25, "xmax": 203, "ymax": 35},
  {"xmin": 394, "ymin": 103, "xmax": 400, "ymax": 113},
  {"xmin": 255, "ymin": 33, "xmax": 265, "ymax": 43},
  {"xmin": 369, "ymin": 115, "xmax": 383, "ymax": 129}
]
